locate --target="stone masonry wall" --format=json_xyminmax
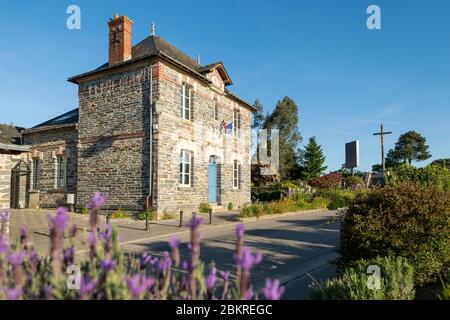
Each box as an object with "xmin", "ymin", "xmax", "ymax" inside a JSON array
[
  {"xmin": 0, "ymin": 154, "xmax": 13, "ymax": 210},
  {"xmin": 22, "ymin": 127, "xmax": 78, "ymax": 208},
  {"xmin": 153, "ymin": 60, "xmax": 252, "ymax": 215},
  {"xmin": 76, "ymin": 64, "xmax": 156, "ymax": 212}
]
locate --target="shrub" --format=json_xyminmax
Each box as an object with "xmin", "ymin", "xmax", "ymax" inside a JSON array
[
  {"xmin": 227, "ymin": 202, "xmax": 234, "ymax": 211},
  {"xmin": 317, "ymin": 189, "xmax": 357, "ymax": 210},
  {"xmin": 161, "ymin": 211, "xmax": 176, "ymax": 220},
  {"xmin": 111, "ymin": 208, "xmax": 130, "ymax": 219},
  {"xmin": 438, "ymin": 274, "xmax": 450, "ymax": 300},
  {"xmin": 310, "ymin": 256, "xmax": 415, "ymax": 300},
  {"xmin": 338, "ymin": 182, "xmax": 450, "ymax": 286},
  {"xmin": 138, "ymin": 208, "xmax": 155, "ymax": 221},
  {"xmin": 239, "ymin": 195, "xmax": 328, "ymax": 218},
  {"xmin": 0, "ymin": 195, "xmax": 284, "ymax": 300},
  {"xmin": 79, "ymin": 207, "xmax": 89, "ymax": 215},
  {"xmin": 198, "ymin": 202, "xmax": 212, "ymax": 214},
  {"xmin": 308, "ymin": 173, "xmax": 343, "ymax": 190},
  {"xmin": 342, "ymin": 176, "xmax": 365, "ymax": 190},
  {"xmin": 388, "ymin": 164, "xmax": 450, "ymax": 191}
]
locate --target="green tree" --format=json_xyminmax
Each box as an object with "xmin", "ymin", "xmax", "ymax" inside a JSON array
[
  {"xmin": 252, "ymin": 99, "xmax": 265, "ymax": 129},
  {"xmin": 386, "ymin": 130, "xmax": 431, "ymax": 166},
  {"xmin": 430, "ymin": 158, "xmax": 450, "ymax": 170},
  {"xmin": 263, "ymin": 96, "xmax": 302, "ymax": 180},
  {"xmin": 299, "ymin": 136, "xmax": 327, "ymax": 180}
]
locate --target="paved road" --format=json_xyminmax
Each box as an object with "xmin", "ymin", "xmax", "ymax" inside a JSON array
[
  {"xmin": 7, "ymin": 208, "xmax": 340, "ymax": 299},
  {"xmin": 122, "ymin": 210, "xmax": 340, "ymax": 299}
]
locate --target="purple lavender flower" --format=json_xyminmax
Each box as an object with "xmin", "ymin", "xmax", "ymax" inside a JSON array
[
  {"xmin": 28, "ymin": 249, "xmax": 38, "ymax": 261},
  {"xmin": 155, "ymin": 251, "xmax": 172, "ymax": 273},
  {"xmin": 187, "ymin": 215, "xmax": 204, "ymax": 229},
  {"xmin": 141, "ymin": 252, "xmax": 152, "ymax": 266},
  {"xmin": 263, "ymin": 278, "xmax": 285, "ymax": 300},
  {"xmin": 44, "ymin": 286, "xmax": 53, "ymax": 300},
  {"xmin": 80, "ymin": 278, "xmax": 97, "ymax": 296},
  {"xmin": 63, "ymin": 246, "xmax": 75, "ymax": 266},
  {"xmin": 236, "ymin": 247, "xmax": 263, "ymax": 271},
  {"xmin": 102, "ymin": 224, "xmax": 112, "ymax": 241},
  {"xmin": 246, "ymin": 285, "xmax": 254, "ymax": 300},
  {"xmin": 101, "ymin": 258, "xmax": 117, "ymax": 272},
  {"xmin": 88, "ymin": 232, "xmax": 97, "ymax": 246},
  {"xmin": 8, "ymin": 252, "xmax": 25, "ymax": 266},
  {"xmin": 205, "ymin": 266, "xmax": 217, "ymax": 290},
  {"xmin": 20, "ymin": 226, "xmax": 28, "ymax": 237},
  {"xmin": 220, "ymin": 270, "xmax": 230, "ymax": 282},
  {"xmin": 169, "ymin": 236, "xmax": 180, "ymax": 249},
  {"xmin": 236, "ymin": 224, "xmax": 245, "ymax": 239},
  {"xmin": 70, "ymin": 224, "xmax": 78, "ymax": 238},
  {"xmin": 7, "ymin": 287, "xmax": 22, "ymax": 300},
  {"xmin": 48, "ymin": 207, "xmax": 69, "ymax": 233},
  {"xmin": 126, "ymin": 274, "xmax": 154, "ymax": 299},
  {"xmin": 88, "ymin": 192, "xmax": 107, "ymax": 210}
]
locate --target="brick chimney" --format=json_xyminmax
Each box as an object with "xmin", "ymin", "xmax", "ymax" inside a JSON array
[{"xmin": 108, "ymin": 14, "xmax": 133, "ymax": 65}]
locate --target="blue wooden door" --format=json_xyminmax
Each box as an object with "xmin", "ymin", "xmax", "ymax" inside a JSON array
[{"xmin": 208, "ymin": 163, "xmax": 217, "ymax": 203}]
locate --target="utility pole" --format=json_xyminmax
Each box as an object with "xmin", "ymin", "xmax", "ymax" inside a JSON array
[{"xmin": 373, "ymin": 124, "xmax": 392, "ymax": 172}]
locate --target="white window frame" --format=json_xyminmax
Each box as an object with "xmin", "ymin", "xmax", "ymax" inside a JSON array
[
  {"xmin": 233, "ymin": 109, "xmax": 241, "ymax": 137},
  {"xmin": 233, "ymin": 160, "xmax": 240, "ymax": 189},
  {"xmin": 181, "ymin": 84, "xmax": 191, "ymax": 120},
  {"xmin": 179, "ymin": 150, "xmax": 192, "ymax": 186},
  {"xmin": 57, "ymin": 156, "xmax": 66, "ymax": 188},
  {"xmin": 33, "ymin": 158, "xmax": 40, "ymax": 190}
]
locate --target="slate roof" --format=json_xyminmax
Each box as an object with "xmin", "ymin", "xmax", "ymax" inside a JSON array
[
  {"xmin": 31, "ymin": 108, "xmax": 79, "ymax": 129},
  {"xmin": 68, "ymin": 34, "xmax": 255, "ymax": 111},
  {"xmin": 0, "ymin": 124, "xmax": 24, "ymax": 145}
]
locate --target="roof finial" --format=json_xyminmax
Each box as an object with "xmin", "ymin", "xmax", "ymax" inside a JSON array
[
  {"xmin": 151, "ymin": 18, "xmax": 155, "ymax": 36},
  {"xmin": 197, "ymin": 54, "xmax": 201, "ymax": 65}
]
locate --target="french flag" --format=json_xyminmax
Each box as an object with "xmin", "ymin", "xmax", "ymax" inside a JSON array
[{"xmin": 223, "ymin": 122, "xmax": 233, "ymax": 134}]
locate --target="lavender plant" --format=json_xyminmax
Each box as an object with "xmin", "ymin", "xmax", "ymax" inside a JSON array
[{"xmin": 0, "ymin": 193, "xmax": 284, "ymax": 300}]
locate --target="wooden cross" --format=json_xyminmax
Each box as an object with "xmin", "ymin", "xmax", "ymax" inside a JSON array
[{"xmin": 373, "ymin": 124, "xmax": 392, "ymax": 172}]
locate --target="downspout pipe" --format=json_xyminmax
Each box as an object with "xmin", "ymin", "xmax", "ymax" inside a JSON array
[{"xmin": 146, "ymin": 64, "xmax": 153, "ymax": 231}]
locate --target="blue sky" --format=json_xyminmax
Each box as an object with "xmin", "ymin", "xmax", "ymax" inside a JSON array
[{"xmin": 1, "ymin": 0, "xmax": 449, "ymax": 171}]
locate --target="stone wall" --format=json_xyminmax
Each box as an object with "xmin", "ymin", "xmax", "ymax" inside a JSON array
[
  {"xmin": 22, "ymin": 126, "xmax": 78, "ymax": 208},
  {"xmin": 76, "ymin": 64, "xmax": 155, "ymax": 212},
  {"xmin": 153, "ymin": 60, "xmax": 252, "ymax": 215},
  {"xmin": 0, "ymin": 154, "xmax": 12, "ymax": 210},
  {"xmin": 75, "ymin": 58, "xmax": 252, "ymax": 215}
]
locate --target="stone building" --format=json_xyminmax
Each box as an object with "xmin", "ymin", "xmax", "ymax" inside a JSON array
[{"xmin": 2, "ymin": 15, "xmax": 255, "ymax": 216}]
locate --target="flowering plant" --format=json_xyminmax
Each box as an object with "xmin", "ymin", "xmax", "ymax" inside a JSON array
[{"xmin": 0, "ymin": 193, "xmax": 284, "ymax": 300}]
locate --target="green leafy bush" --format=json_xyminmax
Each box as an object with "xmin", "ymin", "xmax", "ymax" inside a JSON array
[
  {"xmin": 308, "ymin": 173, "xmax": 343, "ymax": 190},
  {"xmin": 240, "ymin": 195, "xmax": 328, "ymax": 218},
  {"xmin": 138, "ymin": 208, "xmax": 155, "ymax": 221},
  {"xmin": 79, "ymin": 207, "xmax": 89, "ymax": 215},
  {"xmin": 111, "ymin": 209, "xmax": 131, "ymax": 219},
  {"xmin": 342, "ymin": 176, "xmax": 365, "ymax": 190},
  {"xmin": 310, "ymin": 256, "xmax": 415, "ymax": 300},
  {"xmin": 438, "ymin": 274, "xmax": 450, "ymax": 300},
  {"xmin": 227, "ymin": 202, "xmax": 234, "ymax": 211},
  {"xmin": 388, "ymin": 164, "xmax": 450, "ymax": 191},
  {"xmin": 338, "ymin": 182, "xmax": 450, "ymax": 286},
  {"xmin": 161, "ymin": 211, "xmax": 176, "ymax": 220},
  {"xmin": 317, "ymin": 189, "xmax": 357, "ymax": 210},
  {"xmin": 198, "ymin": 202, "xmax": 212, "ymax": 214}
]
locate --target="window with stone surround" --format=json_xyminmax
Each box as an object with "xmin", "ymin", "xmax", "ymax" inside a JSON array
[
  {"xmin": 233, "ymin": 109, "xmax": 242, "ymax": 137},
  {"xmin": 179, "ymin": 149, "xmax": 192, "ymax": 186},
  {"xmin": 33, "ymin": 159, "xmax": 40, "ymax": 190},
  {"xmin": 57, "ymin": 156, "xmax": 66, "ymax": 188},
  {"xmin": 233, "ymin": 160, "xmax": 241, "ymax": 189},
  {"xmin": 180, "ymin": 83, "xmax": 191, "ymax": 120}
]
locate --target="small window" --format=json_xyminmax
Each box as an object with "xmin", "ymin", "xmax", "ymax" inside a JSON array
[
  {"xmin": 233, "ymin": 109, "xmax": 242, "ymax": 136},
  {"xmin": 233, "ymin": 160, "xmax": 241, "ymax": 189},
  {"xmin": 213, "ymin": 101, "xmax": 219, "ymax": 121},
  {"xmin": 33, "ymin": 159, "xmax": 40, "ymax": 190},
  {"xmin": 181, "ymin": 84, "xmax": 191, "ymax": 120},
  {"xmin": 179, "ymin": 150, "xmax": 192, "ymax": 186},
  {"xmin": 57, "ymin": 156, "xmax": 66, "ymax": 188}
]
